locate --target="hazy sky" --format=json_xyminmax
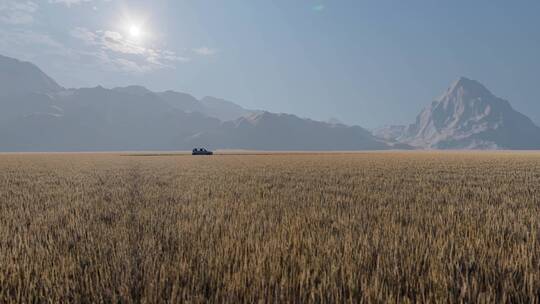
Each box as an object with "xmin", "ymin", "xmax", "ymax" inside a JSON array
[{"xmin": 1, "ymin": 0, "xmax": 539, "ymax": 127}]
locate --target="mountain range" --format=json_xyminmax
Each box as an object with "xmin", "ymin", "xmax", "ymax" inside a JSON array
[
  {"xmin": 375, "ymin": 77, "xmax": 540, "ymax": 150},
  {"xmin": 0, "ymin": 54, "xmax": 392, "ymax": 151},
  {"xmin": 1, "ymin": 54, "xmax": 539, "ymax": 151}
]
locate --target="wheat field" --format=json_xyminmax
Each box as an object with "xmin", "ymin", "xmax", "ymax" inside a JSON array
[{"xmin": 0, "ymin": 152, "xmax": 539, "ymax": 303}]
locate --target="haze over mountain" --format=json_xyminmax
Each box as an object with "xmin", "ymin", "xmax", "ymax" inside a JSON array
[
  {"xmin": 114, "ymin": 86, "xmax": 255, "ymax": 122},
  {"xmin": 372, "ymin": 125, "xmax": 407, "ymax": 142},
  {"xmin": 0, "ymin": 55, "xmax": 63, "ymax": 96},
  {"xmin": 0, "ymin": 54, "xmax": 392, "ymax": 152},
  {"xmin": 378, "ymin": 77, "xmax": 540, "ymax": 150},
  {"xmin": 187, "ymin": 112, "xmax": 393, "ymax": 151}
]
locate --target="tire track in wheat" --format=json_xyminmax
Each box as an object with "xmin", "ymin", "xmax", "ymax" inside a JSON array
[{"xmin": 126, "ymin": 163, "xmax": 144, "ymax": 303}]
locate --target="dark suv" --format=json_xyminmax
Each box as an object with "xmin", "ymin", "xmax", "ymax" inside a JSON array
[{"xmin": 192, "ymin": 148, "xmax": 213, "ymax": 155}]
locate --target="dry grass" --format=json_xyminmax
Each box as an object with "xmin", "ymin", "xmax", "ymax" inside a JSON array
[{"xmin": 0, "ymin": 152, "xmax": 539, "ymax": 303}]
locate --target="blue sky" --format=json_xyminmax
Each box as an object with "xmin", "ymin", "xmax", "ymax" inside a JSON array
[{"xmin": 1, "ymin": 0, "xmax": 539, "ymax": 127}]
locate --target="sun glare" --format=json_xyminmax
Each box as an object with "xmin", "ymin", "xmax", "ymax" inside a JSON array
[{"xmin": 129, "ymin": 25, "xmax": 142, "ymax": 38}]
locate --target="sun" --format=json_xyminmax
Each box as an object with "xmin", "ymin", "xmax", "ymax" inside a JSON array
[{"xmin": 129, "ymin": 25, "xmax": 142, "ymax": 38}]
